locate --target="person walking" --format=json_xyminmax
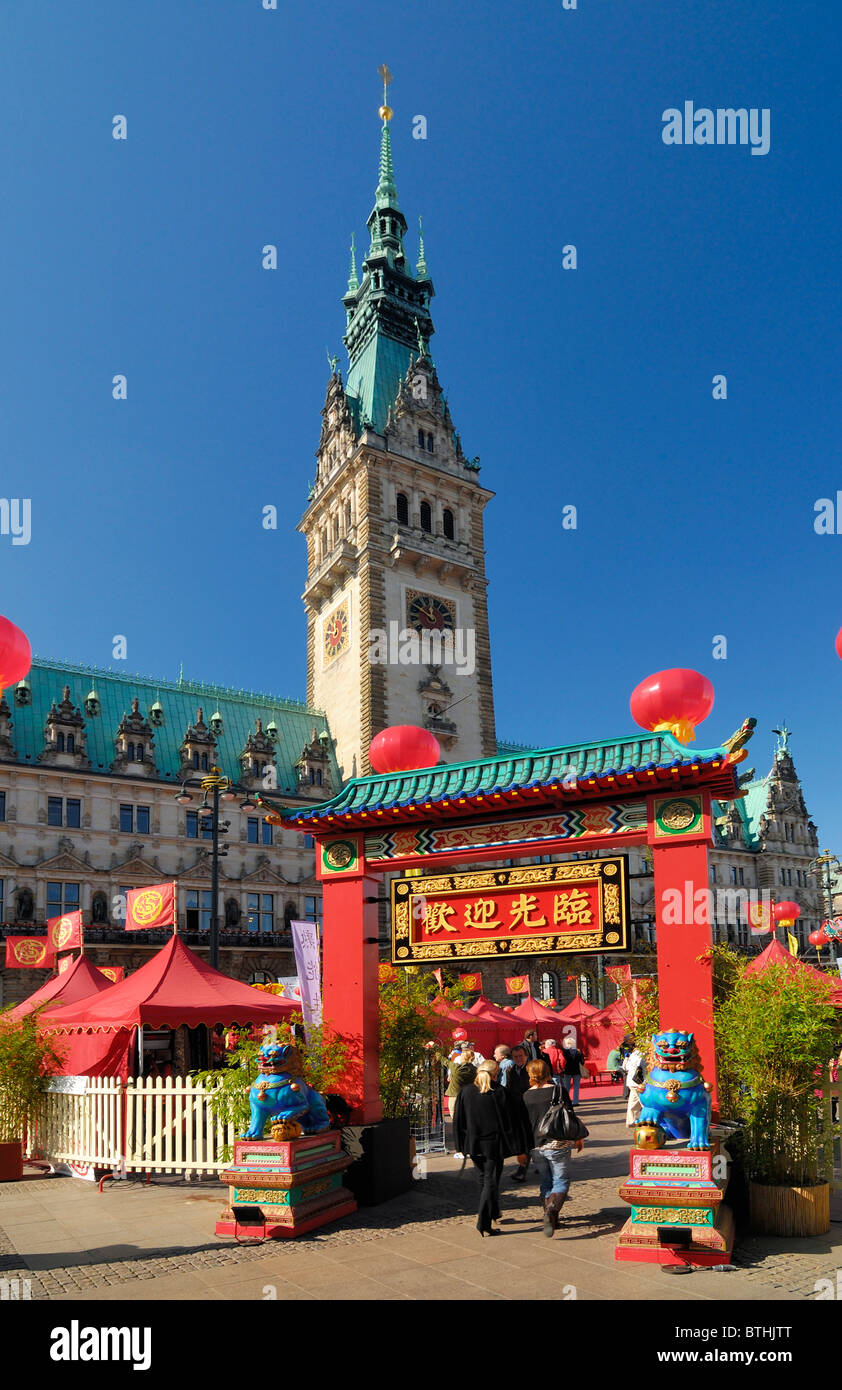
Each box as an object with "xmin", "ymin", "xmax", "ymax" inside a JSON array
[
  {"xmin": 522, "ymin": 1059, "xmax": 586, "ymax": 1236},
  {"xmin": 494, "ymin": 1043, "xmax": 514, "ymax": 1086},
  {"xmin": 446, "ymin": 1052, "xmax": 477, "ymax": 1127},
  {"xmin": 453, "ymin": 1059, "xmax": 515, "ymax": 1236},
  {"xmin": 521, "ymin": 1028, "xmax": 551, "ymax": 1066},
  {"xmin": 622, "ymin": 1041, "xmax": 646, "ymax": 1128},
  {"xmin": 505, "ymin": 1044, "xmax": 533, "ymax": 1181},
  {"xmin": 543, "ymin": 1037, "xmax": 565, "ymax": 1083},
  {"xmin": 560, "ymin": 1036, "xmax": 586, "ymax": 1105}
]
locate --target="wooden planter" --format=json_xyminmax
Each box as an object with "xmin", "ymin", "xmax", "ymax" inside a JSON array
[
  {"xmin": 0, "ymin": 1140, "xmax": 23, "ymax": 1183},
  {"xmin": 749, "ymin": 1180, "xmax": 830, "ymax": 1236}
]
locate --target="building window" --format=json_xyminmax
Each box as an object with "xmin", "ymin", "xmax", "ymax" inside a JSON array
[
  {"xmin": 67, "ymin": 734, "xmax": 75, "ymax": 754},
  {"xmin": 729, "ymin": 866, "xmax": 744, "ymax": 886},
  {"xmin": 304, "ymin": 895, "xmax": 321, "ymax": 922},
  {"xmin": 539, "ymin": 970, "xmax": 558, "ymax": 1001},
  {"xmin": 0, "ymin": 792, "xmax": 5, "ymax": 822},
  {"xmin": 420, "ymin": 500, "xmax": 432, "ymax": 533},
  {"xmin": 396, "ymin": 492, "xmax": 408, "ymax": 525},
  {"xmin": 48, "ymin": 797, "xmax": 63, "ymax": 827},
  {"xmin": 247, "ymin": 893, "xmax": 274, "ymax": 933},
  {"xmin": 417, "ymin": 428, "xmax": 425, "ymax": 448},
  {"xmin": 443, "ymin": 508, "xmax": 454, "ymax": 539},
  {"xmin": 192, "ymin": 752, "xmax": 200, "ymax": 769},
  {"xmin": 49, "ymin": 797, "xmax": 81, "ymax": 828},
  {"xmin": 186, "ymin": 811, "xmax": 211, "ymax": 840},
  {"xmin": 120, "ymin": 805, "xmax": 133, "ymax": 833},
  {"xmin": 200, "ymin": 753, "xmax": 209, "ymax": 771},
  {"xmin": 47, "ymin": 881, "xmax": 80, "ymax": 915},
  {"xmin": 709, "ymin": 864, "xmax": 717, "ymax": 883},
  {"xmin": 785, "ymin": 823, "xmax": 794, "ymax": 843},
  {"xmin": 344, "ymin": 501, "xmax": 352, "ymax": 531},
  {"xmin": 780, "ymin": 867, "xmax": 792, "ymax": 886},
  {"xmin": 120, "ymin": 805, "xmax": 150, "ymax": 834},
  {"xmin": 426, "ymin": 433, "xmax": 434, "ymax": 453},
  {"xmin": 262, "ymin": 821, "xmax": 273, "ymax": 846},
  {"xmin": 185, "ymin": 889, "xmax": 213, "ymax": 932},
  {"xmin": 247, "ymin": 818, "xmax": 259, "ymax": 844},
  {"xmin": 56, "ymin": 733, "xmax": 65, "ymax": 752},
  {"xmin": 249, "ymin": 814, "xmax": 274, "ymax": 845}
]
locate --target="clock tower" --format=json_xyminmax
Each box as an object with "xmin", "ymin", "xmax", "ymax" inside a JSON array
[{"xmin": 299, "ymin": 75, "xmax": 496, "ymax": 779}]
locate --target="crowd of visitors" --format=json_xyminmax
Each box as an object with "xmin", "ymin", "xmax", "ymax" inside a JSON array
[{"xmin": 445, "ymin": 1030, "xmax": 642, "ymax": 1236}]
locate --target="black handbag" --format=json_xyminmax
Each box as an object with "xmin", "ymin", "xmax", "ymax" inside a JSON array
[{"xmin": 533, "ymin": 1084, "xmax": 590, "ymax": 1145}]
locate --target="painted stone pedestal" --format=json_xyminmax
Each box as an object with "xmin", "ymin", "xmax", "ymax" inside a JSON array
[
  {"xmin": 215, "ymin": 1132, "xmax": 356, "ymax": 1240},
  {"xmin": 615, "ymin": 1143, "xmax": 733, "ymax": 1266}
]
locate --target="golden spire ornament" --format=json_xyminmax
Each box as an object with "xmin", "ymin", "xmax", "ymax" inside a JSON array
[{"xmin": 378, "ymin": 63, "xmax": 393, "ymax": 121}]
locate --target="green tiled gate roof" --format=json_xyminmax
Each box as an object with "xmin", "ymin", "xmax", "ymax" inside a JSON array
[{"xmin": 10, "ymin": 659, "xmax": 338, "ymax": 792}]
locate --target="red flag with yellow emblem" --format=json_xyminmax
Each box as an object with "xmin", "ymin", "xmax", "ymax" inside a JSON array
[
  {"xmin": 5, "ymin": 936, "xmax": 54, "ymax": 969},
  {"xmin": 504, "ymin": 975, "xmax": 529, "ymax": 995},
  {"xmin": 97, "ymin": 966, "xmax": 125, "ymax": 983},
  {"xmin": 125, "ymin": 882, "xmax": 177, "ymax": 932},
  {"xmin": 47, "ymin": 911, "xmax": 83, "ymax": 954},
  {"xmin": 458, "ymin": 972, "xmax": 482, "ymax": 992}
]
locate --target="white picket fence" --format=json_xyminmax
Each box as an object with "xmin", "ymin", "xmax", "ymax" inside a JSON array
[{"xmin": 26, "ymin": 1076, "xmax": 235, "ymax": 1179}]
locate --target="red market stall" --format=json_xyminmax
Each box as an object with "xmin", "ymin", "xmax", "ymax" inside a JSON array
[
  {"xmin": 430, "ymin": 996, "xmax": 497, "ymax": 1055},
  {"xmin": 745, "ymin": 937, "xmax": 842, "ymax": 1005},
  {"xmin": 467, "ymin": 995, "xmax": 524, "ymax": 1047},
  {"xmin": 42, "ymin": 934, "xmax": 302, "ymax": 1080},
  {"xmin": 4, "ymin": 955, "xmax": 114, "ymax": 1023},
  {"xmin": 511, "ymin": 995, "xmax": 566, "ymax": 1033},
  {"xmin": 557, "ymin": 996, "xmax": 600, "ymax": 1023}
]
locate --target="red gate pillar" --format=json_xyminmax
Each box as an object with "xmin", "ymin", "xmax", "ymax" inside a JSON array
[
  {"xmin": 652, "ymin": 839, "xmax": 718, "ymax": 1107},
  {"xmin": 321, "ymin": 872, "xmax": 383, "ymax": 1124}
]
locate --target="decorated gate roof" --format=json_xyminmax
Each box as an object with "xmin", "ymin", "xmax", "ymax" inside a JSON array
[{"xmin": 267, "ymin": 727, "xmax": 749, "ymax": 832}]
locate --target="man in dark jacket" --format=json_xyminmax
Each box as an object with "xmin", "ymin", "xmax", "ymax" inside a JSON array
[
  {"xmin": 560, "ymin": 1037, "xmax": 586, "ymax": 1105},
  {"xmin": 507, "ymin": 1045, "xmax": 534, "ymax": 1181},
  {"xmin": 521, "ymin": 1029, "xmax": 551, "ymax": 1068}
]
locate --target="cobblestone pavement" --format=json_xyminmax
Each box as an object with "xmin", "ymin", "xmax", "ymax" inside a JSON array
[{"xmin": 0, "ymin": 1097, "xmax": 837, "ymax": 1301}]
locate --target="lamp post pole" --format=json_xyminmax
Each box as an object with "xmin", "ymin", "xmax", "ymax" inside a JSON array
[
  {"xmin": 175, "ymin": 767, "xmax": 259, "ymax": 970},
  {"xmin": 808, "ymin": 847, "xmax": 841, "ymax": 963}
]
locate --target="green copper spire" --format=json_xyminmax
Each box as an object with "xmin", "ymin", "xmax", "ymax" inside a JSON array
[
  {"xmin": 342, "ymin": 67, "xmax": 435, "ymax": 436},
  {"xmin": 416, "ymin": 216, "xmax": 428, "ymax": 279},
  {"xmin": 347, "ymin": 232, "xmax": 359, "ymax": 292}
]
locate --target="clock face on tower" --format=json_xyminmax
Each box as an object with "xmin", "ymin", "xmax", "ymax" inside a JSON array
[
  {"xmin": 406, "ymin": 591, "xmax": 456, "ymax": 633},
  {"xmin": 323, "ymin": 604, "xmax": 349, "ymax": 662}
]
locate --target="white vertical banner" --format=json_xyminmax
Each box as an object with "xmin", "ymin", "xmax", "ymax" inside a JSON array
[{"xmin": 290, "ymin": 920, "xmax": 322, "ymax": 1030}]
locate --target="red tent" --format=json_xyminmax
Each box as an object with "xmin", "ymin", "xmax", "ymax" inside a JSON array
[
  {"xmin": 511, "ymin": 996, "xmax": 565, "ymax": 1032},
  {"xmin": 4, "ymin": 954, "xmax": 113, "ymax": 1023},
  {"xmin": 467, "ymin": 996, "xmax": 525, "ymax": 1046},
  {"xmin": 42, "ymin": 934, "xmax": 302, "ymax": 1078},
  {"xmin": 745, "ymin": 937, "xmax": 842, "ymax": 1006},
  {"xmin": 557, "ymin": 997, "xmax": 600, "ymax": 1022},
  {"xmin": 430, "ymin": 996, "xmax": 497, "ymax": 1054},
  {"xmin": 577, "ymin": 998, "xmax": 632, "ymax": 1070}
]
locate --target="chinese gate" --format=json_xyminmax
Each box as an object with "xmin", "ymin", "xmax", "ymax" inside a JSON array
[{"xmin": 266, "ymin": 721, "xmax": 753, "ymax": 1123}]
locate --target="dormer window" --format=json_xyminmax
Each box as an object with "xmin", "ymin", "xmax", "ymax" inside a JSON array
[
  {"xmin": 396, "ymin": 492, "xmax": 409, "ymax": 525},
  {"xmin": 112, "ymin": 697, "xmax": 156, "ymax": 776},
  {"xmin": 443, "ymin": 509, "xmax": 455, "ymax": 540},
  {"xmin": 420, "ymin": 501, "xmax": 432, "ymax": 533}
]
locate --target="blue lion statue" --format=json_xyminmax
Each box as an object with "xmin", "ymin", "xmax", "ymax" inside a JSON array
[
  {"xmin": 637, "ymin": 1030, "xmax": 712, "ymax": 1149},
  {"xmin": 244, "ymin": 1042, "xmax": 331, "ymax": 1140}
]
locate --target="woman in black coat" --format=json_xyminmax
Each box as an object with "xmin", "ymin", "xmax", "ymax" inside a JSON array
[{"xmin": 453, "ymin": 1060, "xmax": 518, "ymax": 1235}]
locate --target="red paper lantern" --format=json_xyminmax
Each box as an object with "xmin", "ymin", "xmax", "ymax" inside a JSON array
[
  {"xmin": 452, "ymin": 1027, "xmax": 468, "ymax": 1042},
  {"xmin": 369, "ymin": 725, "xmax": 441, "ymax": 774},
  {"xmin": 772, "ymin": 900, "xmax": 801, "ymax": 927},
  {"xmin": 835, "ymin": 627, "xmax": 842, "ymax": 661},
  {"xmin": 809, "ymin": 928, "xmax": 829, "ymax": 947},
  {"xmin": 503, "ymin": 1006, "xmax": 515, "ymax": 1012},
  {"xmin": 0, "ymin": 616, "xmax": 31, "ymax": 691},
  {"xmin": 629, "ymin": 668, "xmax": 714, "ymax": 744}
]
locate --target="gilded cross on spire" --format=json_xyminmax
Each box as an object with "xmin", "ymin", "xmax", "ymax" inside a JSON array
[{"xmin": 378, "ymin": 64, "xmax": 393, "ymax": 122}]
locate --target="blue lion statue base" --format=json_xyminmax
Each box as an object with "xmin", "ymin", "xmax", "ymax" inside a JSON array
[
  {"xmin": 637, "ymin": 1030, "xmax": 712, "ymax": 1149},
  {"xmin": 244, "ymin": 1042, "xmax": 331, "ymax": 1140}
]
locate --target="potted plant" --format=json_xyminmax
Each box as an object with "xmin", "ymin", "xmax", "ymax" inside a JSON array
[
  {"xmin": 716, "ymin": 956, "xmax": 841, "ymax": 1236},
  {"xmin": 0, "ymin": 1010, "xmax": 66, "ymax": 1181}
]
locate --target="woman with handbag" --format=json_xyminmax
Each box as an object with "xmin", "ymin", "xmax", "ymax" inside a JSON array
[
  {"xmin": 523, "ymin": 1059, "xmax": 587, "ymax": 1236},
  {"xmin": 453, "ymin": 1059, "xmax": 517, "ymax": 1236}
]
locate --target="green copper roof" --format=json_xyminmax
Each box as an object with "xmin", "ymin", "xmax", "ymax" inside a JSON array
[
  {"xmin": 9, "ymin": 659, "xmax": 339, "ymax": 794},
  {"xmin": 276, "ymin": 731, "xmax": 740, "ymax": 826},
  {"xmin": 342, "ymin": 112, "xmax": 435, "ymax": 435}
]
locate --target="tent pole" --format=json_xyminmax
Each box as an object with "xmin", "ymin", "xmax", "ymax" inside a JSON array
[{"xmin": 137, "ymin": 1025, "xmax": 144, "ymax": 1076}]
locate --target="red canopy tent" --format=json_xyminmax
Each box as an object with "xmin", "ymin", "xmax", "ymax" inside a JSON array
[
  {"xmin": 4, "ymin": 955, "xmax": 113, "ymax": 1023},
  {"xmin": 577, "ymin": 998, "xmax": 633, "ymax": 1071},
  {"xmin": 511, "ymin": 995, "xmax": 565, "ymax": 1033},
  {"xmin": 557, "ymin": 997, "xmax": 600, "ymax": 1022},
  {"xmin": 430, "ymin": 996, "xmax": 497, "ymax": 1054},
  {"xmin": 745, "ymin": 937, "xmax": 842, "ymax": 1006},
  {"xmin": 467, "ymin": 996, "xmax": 526, "ymax": 1046},
  {"xmin": 42, "ymin": 934, "xmax": 302, "ymax": 1079}
]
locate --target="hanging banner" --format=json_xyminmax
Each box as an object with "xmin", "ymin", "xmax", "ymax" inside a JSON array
[
  {"xmin": 290, "ymin": 921, "xmax": 322, "ymax": 1029},
  {"xmin": 97, "ymin": 966, "xmax": 125, "ymax": 983},
  {"xmin": 504, "ymin": 975, "xmax": 529, "ymax": 995},
  {"xmin": 4, "ymin": 936, "xmax": 54, "ymax": 968},
  {"xmin": 746, "ymin": 900, "xmax": 773, "ymax": 935},
  {"xmin": 391, "ymin": 858, "xmax": 630, "ymax": 965},
  {"xmin": 458, "ymin": 973, "xmax": 483, "ymax": 992},
  {"xmin": 606, "ymin": 962, "xmax": 632, "ymax": 987},
  {"xmin": 56, "ymin": 952, "xmax": 77, "ymax": 975},
  {"xmin": 126, "ymin": 882, "xmax": 177, "ymax": 932},
  {"xmin": 47, "ymin": 911, "xmax": 83, "ymax": 954},
  {"xmin": 786, "ymin": 931, "xmax": 799, "ymax": 957}
]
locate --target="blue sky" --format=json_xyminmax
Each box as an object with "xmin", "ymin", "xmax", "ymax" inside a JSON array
[{"xmin": 1, "ymin": 1, "xmax": 840, "ymax": 845}]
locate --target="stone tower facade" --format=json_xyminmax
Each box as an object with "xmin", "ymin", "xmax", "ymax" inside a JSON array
[{"xmin": 299, "ymin": 94, "xmax": 496, "ymax": 780}]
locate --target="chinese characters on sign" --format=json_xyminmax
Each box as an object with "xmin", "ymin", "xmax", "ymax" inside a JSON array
[{"xmin": 391, "ymin": 860, "xmax": 630, "ymax": 964}]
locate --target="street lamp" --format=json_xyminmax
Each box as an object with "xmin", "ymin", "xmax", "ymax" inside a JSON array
[{"xmin": 174, "ymin": 766, "xmax": 258, "ymax": 969}]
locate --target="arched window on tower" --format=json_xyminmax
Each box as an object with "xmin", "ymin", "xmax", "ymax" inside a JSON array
[
  {"xmin": 67, "ymin": 734, "xmax": 75, "ymax": 754},
  {"xmin": 443, "ymin": 509, "xmax": 455, "ymax": 540},
  {"xmin": 420, "ymin": 501, "xmax": 432, "ymax": 533},
  {"xmin": 417, "ymin": 429, "xmax": 425, "ymax": 448},
  {"xmin": 56, "ymin": 733, "xmax": 65, "ymax": 752},
  {"xmin": 426, "ymin": 433, "xmax": 434, "ymax": 453},
  {"xmin": 200, "ymin": 753, "xmax": 209, "ymax": 771},
  {"xmin": 396, "ymin": 493, "xmax": 409, "ymax": 526},
  {"xmin": 539, "ymin": 970, "xmax": 559, "ymax": 1002}
]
